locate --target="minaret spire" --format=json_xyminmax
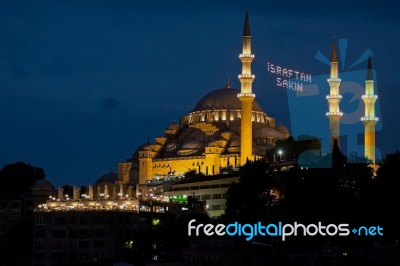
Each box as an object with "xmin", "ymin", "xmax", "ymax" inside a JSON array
[
  {"xmin": 366, "ymin": 55, "xmax": 373, "ymax": 80},
  {"xmin": 330, "ymin": 36, "xmax": 338, "ymax": 62},
  {"xmin": 362, "ymin": 55, "xmax": 378, "ymax": 165},
  {"xmin": 238, "ymin": 8, "xmax": 255, "ymax": 165},
  {"xmin": 243, "ymin": 8, "xmax": 251, "ymax": 37},
  {"xmin": 326, "ymin": 37, "xmax": 342, "ymax": 150}
]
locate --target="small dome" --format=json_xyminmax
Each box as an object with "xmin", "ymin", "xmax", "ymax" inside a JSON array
[
  {"xmin": 207, "ymin": 139, "xmax": 227, "ymax": 148},
  {"xmin": 141, "ymin": 145, "xmax": 153, "ymax": 151},
  {"xmin": 133, "ymin": 143, "xmax": 147, "ymax": 157},
  {"xmin": 166, "ymin": 122, "xmax": 179, "ymax": 130},
  {"xmin": 31, "ymin": 179, "xmax": 55, "ymax": 196},
  {"xmin": 165, "ymin": 122, "xmax": 179, "ymax": 135},
  {"xmin": 194, "ymin": 88, "xmax": 263, "ymax": 112},
  {"xmin": 277, "ymin": 125, "xmax": 289, "ymax": 135},
  {"xmin": 254, "ymin": 126, "xmax": 284, "ymax": 139},
  {"xmin": 33, "ymin": 179, "xmax": 54, "ymax": 190},
  {"xmin": 141, "ymin": 144, "xmax": 162, "ymax": 152},
  {"xmin": 95, "ymin": 172, "xmax": 118, "ymax": 185}
]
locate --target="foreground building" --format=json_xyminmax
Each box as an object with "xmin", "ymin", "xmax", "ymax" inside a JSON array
[
  {"xmin": 32, "ymin": 210, "xmax": 151, "ymax": 265},
  {"xmin": 163, "ymin": 174, "xmax": 239, "ymax": 218},
  {"xmin": 33, "ymin": 197, "xmax": 187, "ymax": 266}
]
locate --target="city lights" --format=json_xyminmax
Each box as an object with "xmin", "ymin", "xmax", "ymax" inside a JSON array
[{"xmin": 278, "ymin": 150, "xmax": 283, "ymax": 161}]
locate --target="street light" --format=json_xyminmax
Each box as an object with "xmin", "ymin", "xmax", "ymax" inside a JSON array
[{"xmin": 278, "ymin": 150, "xmax": 283, "ymax": 161}]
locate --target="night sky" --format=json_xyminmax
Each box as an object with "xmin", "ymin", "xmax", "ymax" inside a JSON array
[{"xmin": 1, "ymin": 0, "xmax": 399, "ymax": 187}]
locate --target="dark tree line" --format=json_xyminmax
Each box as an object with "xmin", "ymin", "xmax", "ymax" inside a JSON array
[
  {"xmin": 0, "ymin": 161, "xmax": 45, "ymax": 195},
  {"xmin": 224, "ymin": 145, "xmax": 400, "ymax": 246},
  {"xmin": 0, "ymin": 162, "xmax": 46, "ymax": 265}
]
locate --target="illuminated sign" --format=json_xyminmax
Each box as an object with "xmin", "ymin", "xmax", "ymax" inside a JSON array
[{"xmin": 267, "ymin": 62, "xmax": 312, "ymax": 92}]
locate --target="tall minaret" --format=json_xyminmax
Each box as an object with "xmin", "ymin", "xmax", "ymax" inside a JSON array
[
  {"xmin": 238, "ymin": 9, "xmax": 255, "ymax": 165},
  {"xmin": 326, "ymin": 38, "xmax": 343, "ymax": 150},
  {"xmin": 362, "ymin": 56, "xmax": 378, "ymax": 163}
]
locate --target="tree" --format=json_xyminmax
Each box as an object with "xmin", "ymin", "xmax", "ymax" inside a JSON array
[
  {"xmin": 373, "ymin": 150, "xmax": 400, "ymax": 239},
  {"xmin": 0, "ymin": 162, "xmax": 46, "ymax": 265},
  {"xmin": 0, "ymin": 162, "xmax": 45, "ymax": 195},
  {"xmin": 224, "ymin": 159, "xmax": 272, "ymax": 223}
]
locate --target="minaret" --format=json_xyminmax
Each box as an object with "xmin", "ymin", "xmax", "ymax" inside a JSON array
[
  {"xmin": 238, "ymin": 9, "xmax": 255, "ymax": 165},
  {"xmin": 326, "ymin": 38, "xmax": 343, "ymax": 150},
  {"xmin": 361, "ymin": 56, "xmax": 378, "ymax": 164}
]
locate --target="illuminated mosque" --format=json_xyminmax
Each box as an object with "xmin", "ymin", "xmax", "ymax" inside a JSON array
[
  {"xmin": 116, "ymin": 10, "xmax": 290, "ymax": 186},
  {"xmin": 35, "ymin": 9, "xmax": 379, "ymax": 216},
  {"xmin": 92, "ymin": 10, "xmax": 379, "ymax": 194}
]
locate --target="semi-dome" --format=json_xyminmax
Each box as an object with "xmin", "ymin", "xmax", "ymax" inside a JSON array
[
  {"xmin": 194, "ymin": 88, "xmax": 263, "ymax": 112},
  {"xmin": 177, "ymin": 140, "xmax": 203, "ymax": 156},
  {"xmin": 227, "ymin": 138, "xmax": 241, "ymax": 153},
  {"xmin": 95, "ymin": 172, "xmax": 118, "ymax": 185},
  {"xmin": 277, "ymin": 125, "xmax": 289, "ymax": 135},
  {"xmin": 165, "ymin": 142, "xmax": 179, "ymax": 152}
]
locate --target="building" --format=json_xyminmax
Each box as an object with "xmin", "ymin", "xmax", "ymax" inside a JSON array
[
  {"xmin": 33, "ymin": 196, "xmax": 190, "ymax": 265},
  {"xmin": 164, "ymin": 174, "xmax": 240, "ymax": 218},
  {"xmin": 32, "ymin": 210, "xmax": 151, "ymax": 265},
  {"xmin": 118, "ymin": 9, "xmax": 290, "ymax": 186},
  {"xmin": 0, "ymin": 178, "xmax": 55, "ymax": 236},
  {"xmin": 0, "ymin": 178, "xmax": 55, "ymax": 265}
]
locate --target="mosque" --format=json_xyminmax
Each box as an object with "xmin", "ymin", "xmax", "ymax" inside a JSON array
[
  {"xmin": 63, "ymin": 9, "xmax": 378, "ymax": 195},
  {"xmin": 117, "ymin": 10, "xmax": 290, "ymax": 186},
  {"xmin": 28, "ymin": 8, "xmax": 379, "ymax": 219}
]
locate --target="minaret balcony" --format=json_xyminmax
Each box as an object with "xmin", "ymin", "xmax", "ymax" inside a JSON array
[
  {"xmin": 238, "ymin": 74, "xmax": 255, "ymax": 79},
  {"xmin": 238, "ymin": 93, "xmax": 256, "ymax": 98},
  {"xmin": 362, "ymin": 95, "xmax": 378, "ymax": 99},
  {"xmin": 327, "ymin": 78, "xmax": 341, "ymax": 82},
  {"xmin": 326, "ymin": 95, "xmax": 342, "ymax": 100},
  {"xmin": 361, "ymin": 116, "xmax": 379, "ymax": 122},
  {"xmin": 326, "ymin": 112, "xmax": 343, "ymax": 117},
  {"xmin": 239, "ymin": 53, "xmax": 255, "ymax": 59}
]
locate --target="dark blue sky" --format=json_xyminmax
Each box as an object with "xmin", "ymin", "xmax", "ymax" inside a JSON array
[{"xmin": 1, "ymin": 0, "xmax": 399, "ymax": 187}]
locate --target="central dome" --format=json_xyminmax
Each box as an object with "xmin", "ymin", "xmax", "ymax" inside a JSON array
[{"xmin": 193, "ymin": 88, "xmax": 263, "ymax": 112}]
